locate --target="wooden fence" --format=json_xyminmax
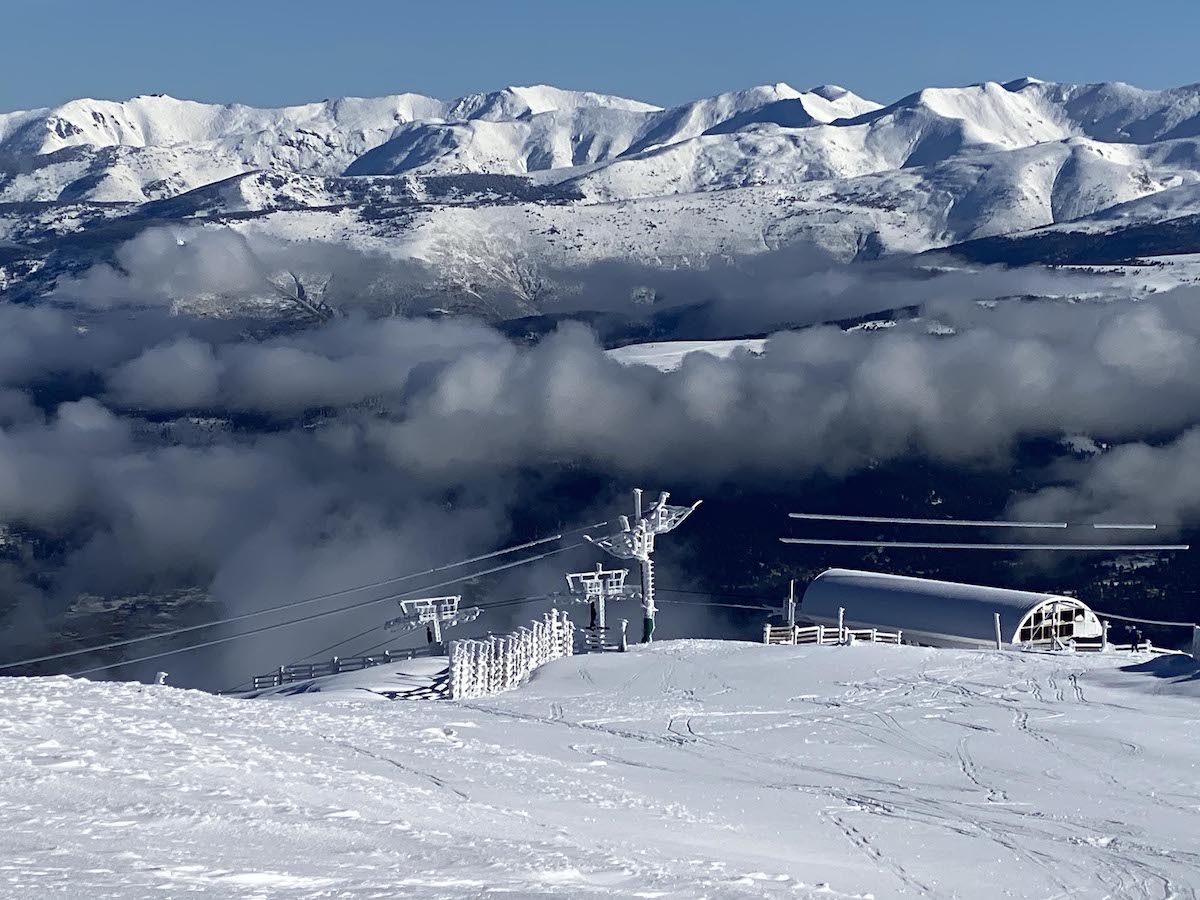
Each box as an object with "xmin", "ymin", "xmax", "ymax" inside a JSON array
[{"xmin": 448, "ymin": 609, "xmax": 575, "ymax": 699}]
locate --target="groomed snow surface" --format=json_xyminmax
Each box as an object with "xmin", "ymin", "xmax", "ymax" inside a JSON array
[{"xmin": 1, "ymin": 641, "xmax": 1198, "ymax": 898}]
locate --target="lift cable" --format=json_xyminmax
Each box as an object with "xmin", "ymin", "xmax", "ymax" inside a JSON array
[
  {"xmin": 0, "ymin": 523, "xmax": 605, "ymax": 673},
  {"xmin": 781, "ymin": 538, "xmax": 1189, "ymax": 552},
  {"xmin": 788, "ymin": 513, "xmax": 1158, "ymax": 530},
  {"xmin": 1090, "ymin": 610, "xmax": 1198, "ymax": 628},
  {"xmin": 63, "ymin": 542, "xmax": 589, "ymax": 678}
]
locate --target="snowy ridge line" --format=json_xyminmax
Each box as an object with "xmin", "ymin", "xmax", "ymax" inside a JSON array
[
  {"xmin": 0, "ymin": 523, "xmax": 604, "ymax": 673},
  {"xmin": 781, "ymin": 538, "xmax": 1190, "ymax": 551},
  {"xmin": 67, "ymin": 543, "xmax": 587, "ymax": 678}
]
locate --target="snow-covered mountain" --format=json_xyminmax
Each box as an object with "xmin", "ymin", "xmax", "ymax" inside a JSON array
[{"xmin": 6, "ymin": 77, "xmax": 1200, "ymax": 309}]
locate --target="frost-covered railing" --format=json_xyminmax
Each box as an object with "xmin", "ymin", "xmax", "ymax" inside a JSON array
[
  {"xmin": 763, "ymin": 623, "xmax": 902, "ymax": 647},
  {"xmin": 1026, "ymin": 638, "xmax": 1188, "ymax": 655},
  {"xmin": 251, "ymin": 646, "xmax": 433, "ymax": 690},
  {"xmin": 448, "ymin": 609, "xmax": 575, "ymax": 700}
]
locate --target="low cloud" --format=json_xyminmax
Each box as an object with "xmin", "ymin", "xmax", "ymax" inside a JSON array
[{"xmin": 6, "ymin": 226, "xmax": 1200, "ymax": 685}]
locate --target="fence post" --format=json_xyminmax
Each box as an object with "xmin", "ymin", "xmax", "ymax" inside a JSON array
[
  {"xmin": 838, "ymin": 607, "xmax": 845, "ymax": 644},
  {"xmin": 276, "ymin": 665, "xmax": 285, "ymax": 687},
  {"xmin": 331, "ymin": 656, "xmax": 340, "ymax": 674},
  {"xmin": 1192, "ymin": 626, "xmax": 1200, "ymax": 661},
  {"xmin": 620, "ymin": 619, "xmax": 628, "ymax": 652},
  {"xmin": 994, "ymin": 613, "xmax": 1003, "ymax": 650}
]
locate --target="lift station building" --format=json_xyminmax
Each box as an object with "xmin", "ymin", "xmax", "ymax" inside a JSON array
[{"xmin": 800, "ymin": 568, "xmax": 1105, "ymax": 649}]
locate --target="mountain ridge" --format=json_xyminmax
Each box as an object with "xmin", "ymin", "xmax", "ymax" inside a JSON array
[{"xmin": 6, "ymin": 76, "xmax": 1200, "ymax": 309}]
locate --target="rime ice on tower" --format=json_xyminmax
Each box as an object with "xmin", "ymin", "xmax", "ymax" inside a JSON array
[
  {"xmin": 385, "ymin": 595, "xmax": 481, "ymax": 648},
  {"xmin": 586, "ymin": 489, "xmax": 701, "ymax": 644},
  {"xmin": 564, "ymin": 563, "xmax": 642, "ymax": 652}
]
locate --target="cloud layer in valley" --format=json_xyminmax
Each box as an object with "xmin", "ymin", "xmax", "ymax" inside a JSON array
[{"xmin": 6, "ymin": 227, "xmax": 1200, "ymax": 685}]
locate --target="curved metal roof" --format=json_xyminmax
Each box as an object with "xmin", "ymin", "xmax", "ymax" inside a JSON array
[{"xmin": 800, "ymin": 568, "xmax": 1096, "ymax": 647}]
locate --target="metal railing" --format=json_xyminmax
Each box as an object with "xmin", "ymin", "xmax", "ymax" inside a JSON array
[
  {"xmin": 1024, "ymin": 638, "xmax": 1188, "ymax": 656},
  {"xmin": 763, "ymin": 623, "xmax": 903, "ymax": 646},
  {"xmin": 251, "ymin": 646, "xmax": 434, "ymax": 691}
]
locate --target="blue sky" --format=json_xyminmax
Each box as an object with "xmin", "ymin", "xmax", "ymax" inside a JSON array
[{"xmin": 3, "ymin": 0, "xmax": 1197, "ymax": 111}]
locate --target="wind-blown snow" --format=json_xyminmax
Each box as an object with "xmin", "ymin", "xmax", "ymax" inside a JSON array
[{"xmin": 1, "ymin": 641, "xmax": 1197, "ymax": 898}]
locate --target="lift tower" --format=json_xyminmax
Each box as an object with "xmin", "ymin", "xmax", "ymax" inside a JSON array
[
  {"xmin": 385, "ymin": 595, "xmax": 482, "ymax": 649},
  {"xmin": 587, "ymin": 488, "xmax": 701, "ymax": 643}
]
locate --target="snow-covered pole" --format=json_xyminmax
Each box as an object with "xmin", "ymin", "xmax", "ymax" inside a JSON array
[
  {"xmin": 1192, "ymin": 625, "xmax": 1200, "ymax": 661},
  {"xmin": 837, "ymin": 607, "xmax": 845, "ymax": 644},
  {"xmin": 994, "ymin": 613, "xmax": 1003, "ymax": 650},
  {"xmin": 786, "ymin": 579, "xmax": 796, "ymax": 630},
  {"xmin": 585, "ymin": 487, "xmax": 701, "ymax": 645},
  {"xmin": 640, "ymin": 553, "xmax": 656, "ymax": 644},
  {"xmin": 1102, "ymin": 619, "xmax": 1111, "ymax": 650}
]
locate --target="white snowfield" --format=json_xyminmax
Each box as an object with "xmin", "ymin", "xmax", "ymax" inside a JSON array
[
  {"xmin": 1, "ymin": 641, "xmax": 1197, "ymax": 899},
  {"xmin": 605, "ymin": 339, "xmax": 768, "ymax": 371},
  {"xmin": 7, "ymin": 78, "xmax": 1200, "ymax": 277}
]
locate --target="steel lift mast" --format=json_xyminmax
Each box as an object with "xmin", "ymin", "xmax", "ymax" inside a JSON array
[
  {"xmin": 587, "ymin": 488, "xmax": 701, "ymax": 643},
  {"xmin": 384, "ymin": 595, "xmax": 482, "ymax": 648}
]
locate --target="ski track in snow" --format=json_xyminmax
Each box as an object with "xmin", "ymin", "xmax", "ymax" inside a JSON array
[{"xmin": 0, "ymin": 640, "xmax": 1197, "ymax": 898}]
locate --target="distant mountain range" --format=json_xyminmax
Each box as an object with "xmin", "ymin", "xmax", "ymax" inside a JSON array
[{"xmin": 5, "ymin": 77, "xmax": 1200, "ymax": 312}]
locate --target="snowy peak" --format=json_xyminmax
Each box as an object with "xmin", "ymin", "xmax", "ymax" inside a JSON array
[
  {"xmin": 5, "ymin": 77, "xmax": 1200, "ymax": 267},
  {"xmin": 0, "ymin": 93, "xmax": 450, "ymax": 158},
  {"xmin": 844, "ymin": 81, "xmax": 1072, "ymax": 153},
  {"xmin": 346, "ymin": 82, "xmax": 875, "ymax": 179},
  {"xmin": 702, "ymin": 85, "xmax": 881, "ymax": 136},
  {"xmin": 1005, "ymin": 78, "xmax": 1200, "ymax": 143},
  {"xmin": 444, "ymin": 84, "xmax": 660, "ymax": 122}
]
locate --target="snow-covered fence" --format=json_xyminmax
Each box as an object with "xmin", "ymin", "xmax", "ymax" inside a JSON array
[
  {"xmin": 448, "ymin": 609, "xmax": 575, "ymax": 699},
  {"xmin": 763, "ymin": 623, "xmax": 902, "ymax": 646},
  {"xmin": 251, "ymin": 646, "xmax": 433, "ymax": 690}
]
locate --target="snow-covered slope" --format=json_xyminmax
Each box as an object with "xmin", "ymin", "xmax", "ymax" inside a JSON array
[
  {"xmin": 1, "ymin": 641, "xmax": 1197, "ymax": 897},
  {"xmin": 0, "ymin": 93, "xmax": 451, "ymax": 202},
  {"xmin": 345, "ymin": 83, "xmax": 880, "ymax": 179},
  {"xmin": 0, "ymin": 86, "xmax": 657, "ymax": 202},
  {"xmin": 9, "ymin": 77, "xmax": 1200, "ymax": 307}
]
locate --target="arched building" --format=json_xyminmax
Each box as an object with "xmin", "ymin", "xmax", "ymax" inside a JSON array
[{"xmin": 800, "ymin": 568, "xmax": 1104, "ymax": 649}]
